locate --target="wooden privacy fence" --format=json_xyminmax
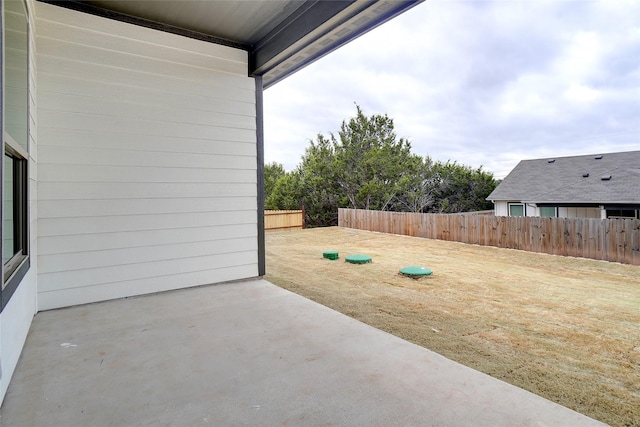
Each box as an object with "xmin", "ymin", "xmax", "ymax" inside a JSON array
[
  {"xmin": 265, "ymin": 210, "xmax": 304, "ymax": 231},
  {"xmin": 339, "ymin": 208, "xmax": 640, "ymax": 265}
]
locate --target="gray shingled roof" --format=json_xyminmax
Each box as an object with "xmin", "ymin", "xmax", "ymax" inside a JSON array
[{"xmin": 487, "ymin": 150, "xmax": 640, "ymax": 204}]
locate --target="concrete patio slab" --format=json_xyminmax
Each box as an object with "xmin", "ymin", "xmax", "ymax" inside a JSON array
[{"xmin": 0, "ymin": 279, "xmax": 605, "ymax": 426}]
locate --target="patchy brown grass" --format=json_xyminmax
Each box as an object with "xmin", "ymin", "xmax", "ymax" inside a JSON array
[{"xmin": 265, "ymin": 227, "xmax": 640, "ymax": 427}]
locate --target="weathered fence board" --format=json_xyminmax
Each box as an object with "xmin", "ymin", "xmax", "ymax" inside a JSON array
[
  {"xmin": 264, "ymin": 210, "xmax": 304, "ymax": 231},
  {"xmin": 338, "ymin": 208, "xmax": 640, "ymax": 265}
]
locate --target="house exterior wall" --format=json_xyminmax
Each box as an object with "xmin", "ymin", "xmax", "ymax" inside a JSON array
[
  {"xmin": 494, "ymin": 201, "xmax": 509, "ymax": 216},
  {"xmin": 494, "ymin": 201, "xmax": 533, "ymax": 217},
  {"xmin": 494, "ymin": 201, "xmax": 601, "ymax": 218},
  {"xmin": 558, "ymin": 207, "xmax": 600, "ymax": 219},
  {"xmin": 35, "ymin": 3, "xmax": 258, "ymax": 310},
  {"xmin": 1, "ymin": 0, "xmax": 38, "ymax": 403}
]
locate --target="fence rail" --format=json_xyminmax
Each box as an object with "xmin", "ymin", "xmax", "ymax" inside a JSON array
[
  {"xmin": 265, "ymin": 210, "xmax": 304, "ymax": 231},
  {"xmin": 338, "ymin": 208, "xmax": 640, "ymax": 265}
]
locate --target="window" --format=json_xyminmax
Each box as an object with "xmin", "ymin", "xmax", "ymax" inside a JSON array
[
  {"xmin": 3, "ymin": 150, "xmax": 28, "ymax": 274},
  {"xmin": 539, "ymin": 207, "xmax": 557, "ymax": 218},
  {"xmin": 508, "ymin": 203, "xmax": 525, "ymax": 217},
  {"xmin": 606, "ymin": 209, "xmax": 638, "ymax": 219},
  {"xmin": 2, "ymin": 0, "xmax": 29, "ymax": 309}
]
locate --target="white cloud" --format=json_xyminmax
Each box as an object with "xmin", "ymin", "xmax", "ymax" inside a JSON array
[
  {"xmin": 263, "ymin": 0, "xmax": 640, "ymax": 178},
  {"xmin": 563, "ymin": 84, "xmax": 601, "ymax": 103},
  {"xmin": 555, "ymin": 31, "xmax": 604, "ymax": 82}
]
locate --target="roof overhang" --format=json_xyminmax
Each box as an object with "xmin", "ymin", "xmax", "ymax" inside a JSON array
[
  {"xmin": 603, "ymin": 204, "xmax": 640, "ymax": 210},
  {"xmin": 531, "ymin": 203, "xmax": 602, "ymax": 208},
  {"xmin": 40, "ymin": 0, "xmax": 424, "ymax": 89},
  {"xmin": 526, "ymin": 202, "xmax": 640, "ymax": 209}
]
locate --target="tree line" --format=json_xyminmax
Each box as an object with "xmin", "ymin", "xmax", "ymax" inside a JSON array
[{"xmin": 265, "ymin": 105, "xmax": 498, "ymax": 227}]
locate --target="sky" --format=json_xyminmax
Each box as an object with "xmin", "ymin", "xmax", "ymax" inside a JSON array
[{"xmin": 263, "ymin": 0, "xmax": 640, "ymax": 179}]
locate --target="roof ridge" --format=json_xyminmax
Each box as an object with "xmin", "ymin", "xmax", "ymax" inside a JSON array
[{"xmin": 523, "ymin": 150, "xmax": 640, "ymax": 162}]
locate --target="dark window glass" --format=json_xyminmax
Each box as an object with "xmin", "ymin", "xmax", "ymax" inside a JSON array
[
  {"xmin": 2, "ymin": 0, "xmax": 30, "ymax": 308},
  {"xmin": 509, "ymin": 203, "xmax": 524, "ymax": 217},
  {"xmin": 540, "ymin": 207, "xmax": 557, "ymax": 218}
]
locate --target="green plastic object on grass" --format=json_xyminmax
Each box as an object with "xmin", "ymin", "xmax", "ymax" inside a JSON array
[
  {"xmin": 345, "ymin": 254, "xmax": 372, "ymax": 264},
  {"xmin": 399, "ymin": 266, "xmax": 432, "ymax": 277},
  {"xmin": 323, "ymin": 250, "xmax": 339, "ymax": 260}
]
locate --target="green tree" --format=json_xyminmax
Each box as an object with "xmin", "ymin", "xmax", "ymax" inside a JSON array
[
  {"xmin": 263, "ymin": 162, "xmax": 285, "ymax": 203},
  {"xmin": 331, "ymin": 104, "xmax": 420, "ymax": 211},
  {"xmin": 430, "ymin": 161, "xmax": 497, "ymax": 213},
  {"xmin": 296, "ymin": 135, "xmax": 345, "ymax": 226},
  {"xmin": 265, "ymin": 104, "xmax": 498, "ymax": 226},
  {"xmin": 386, "ymin": 156, "xmax": 437, "ymax": 213},
  {"xmin": 265, "ymin": 137, "xmax": 345, "ymax": 226},
  {"xmin": 265, "ymin": 170, "xmax": 303, "ymax": 210}
]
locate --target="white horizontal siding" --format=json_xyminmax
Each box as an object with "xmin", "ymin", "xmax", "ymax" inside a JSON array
[
  {"xmin": 38, "ymin": 251, "xmax": 258, "ymax": 292},
  {"xmin": 40, "ymin": 92, "xmax": 255, "ymax": 130},
  {"xmin": 36, "ymin": 3, "xmax": 258, "ymax": 310},
  {"xmin": 37, "ymin": 146, "xmax": 256, "ymax": 169},
  {"xmin": 38, "ymin": 164, "xmax": 256, "ymax": 183},
  {"xmin": 38, "ymin": 182, "xmax": 256, "ymax": 200},
  {"xmin": 494, "ymin": 201, "xmax": 508, "ymax": 216},
  {"xmin": 39, "ymin": 236, "xmax": 257, "ymax": 273},
  {"xmin": 39, "ymin": 109, "xmax": 255, "ymax": 141},
  {"xmin": 38, "ymin": 197, "xmax": 256, "ymax": 218},
  {"xmin": 559, "ymin": 207, "xmax": 601, "ymax": 219},
  {"xmin": 37, "ymin": 58, "xmax": 255, "ymax": 103},
  {"xmin": 37, "ymin": 265, "xmax": 253, "ymax": 310},
  {"xmin": 1, "ymin": 0, "xmax": 39, "ymax": 405},
  {"xmin": 39, "ymin": 127, "xmax": 256, "ymax": 155},
  {"xmin": 38, "ymin": 210, "xmax": 257, "ymax": 237},
  {"xmin": 37, "ymin": 35, "xmax": 249, "ymax": 79},
  {"xmin": 36, "ymin": 4, "xmax": 247, "ymax": 63},
  {"xmin": 38, "ymin": 224, "xmax": 257, "ymax": 255},
  {"xmin": 39, "ymin": 74, "xmax": 256, "ymax": 116}
]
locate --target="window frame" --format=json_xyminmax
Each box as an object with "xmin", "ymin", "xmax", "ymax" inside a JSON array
[
  {"xmin": 508, "ymin": 202, "xmax": 525, "ymax": 217},
  {"xmin": 606, "ymin": 209, "xmax": 638, "ymax": 219},
  {"xmin": 1, "ymin": 0, "xmax": 30, "ymax": 311},
  {"xmin": 539, "ymin": 206, "xmax": 557, "ymax": 218}
]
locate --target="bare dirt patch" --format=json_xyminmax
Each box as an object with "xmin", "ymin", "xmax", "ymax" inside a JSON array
[{"xmin": 265, "ymin": 227, "xmax": 640, "ymax": 427}]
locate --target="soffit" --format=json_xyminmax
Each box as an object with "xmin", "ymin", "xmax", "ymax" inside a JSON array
[
  {"xmin": 84, "ymin": 0, "xmax": 307, "ymax": 46},
  {"xmin": 47, "ymin": 0, "xmax": 422, "ymax": 88}
]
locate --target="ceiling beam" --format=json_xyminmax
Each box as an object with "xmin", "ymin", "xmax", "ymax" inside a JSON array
[
  {"xmin": 255, "ymin": 0, "xmax": 422, "ymax": 88},
  {"xmin": 249, "ymin": 0, "xmax": 355, "ymax": 76}
]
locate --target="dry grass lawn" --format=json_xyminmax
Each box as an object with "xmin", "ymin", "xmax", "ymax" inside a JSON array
[{"xmin": 265, "ymin": 227, "xmax": 640, "ymax": 427}]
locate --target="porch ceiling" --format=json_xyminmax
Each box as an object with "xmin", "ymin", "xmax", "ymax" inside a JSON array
[{"xmin": 43, "ymin": 0, "xmax": 423, "ymax": 88}]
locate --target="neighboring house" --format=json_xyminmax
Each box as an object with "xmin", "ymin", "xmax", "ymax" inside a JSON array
[
  {"xmin": 487, "ymin": 151, "xmax": 640, "ymax": 219},
  {"xmin": 0, "ymin": 0, "xmax": 422, "ymax": 403}
]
